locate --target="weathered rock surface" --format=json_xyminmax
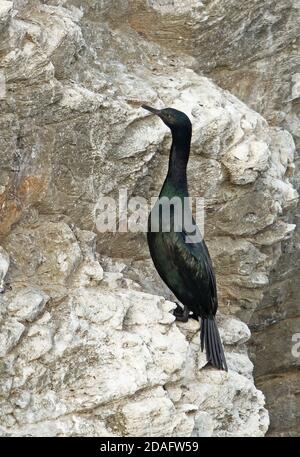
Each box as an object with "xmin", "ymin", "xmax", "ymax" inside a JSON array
[
  {"xmin": 0, "ymin": 246, "xmax": 9, "ymax": 292},
  {"xmin": 0, "ymin": 223, "xmax": 268, "ymax": 437},
  {"xmin": 177, "ymin": 0, "xmax": 300, "ymax": 436},
  {"xmin": 0, "ymin": 0, "xmax": 297, "ymax": 317},
  {"xmin": 112, "ymin": 0, "xmax": 300, "ymax": 436},
  {"xmin": 0, "ymin": 0, "xmax": 298, "ymax": 436},
  {"xmin": 190, "ymin": 1, "xmax": 300, "ymax": 436}
]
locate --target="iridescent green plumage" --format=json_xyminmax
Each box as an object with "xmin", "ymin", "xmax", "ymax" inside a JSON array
[{"xmin": 143, "ymin": 105, "xmax": 227, "ymax": 371}]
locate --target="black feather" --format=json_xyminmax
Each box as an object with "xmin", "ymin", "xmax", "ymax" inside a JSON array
[{"xmin": 145, "ymin": 106, "xmax": 227, "ymax": 372}]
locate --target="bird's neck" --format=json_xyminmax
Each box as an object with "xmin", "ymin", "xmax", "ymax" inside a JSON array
[{"xmin": 166, "ymin": 128, "xmax": 191, "ymax": 194}]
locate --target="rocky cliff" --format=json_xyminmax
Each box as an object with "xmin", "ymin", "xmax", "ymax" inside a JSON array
[
  {"xmin": 0, "ymin": 0, "xmax": 298, "ymax": 436},
  {"xmin": 0, "ymin": 222, "xmax": 268, "ymax": 436}
]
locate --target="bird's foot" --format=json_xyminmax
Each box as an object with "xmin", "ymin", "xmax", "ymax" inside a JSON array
[
  {"xmin": 173, "ymin": 302, "xmax": 183, "ymax": 315},
  {"xmin": 173, "ymin": 303, "xmax": 199, "ymax": 322},
  {"xmin": 173, "ymin": 303, "xmax": 189, "ymax": 322}
]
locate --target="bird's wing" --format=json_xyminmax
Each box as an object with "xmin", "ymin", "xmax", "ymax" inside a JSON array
[{"xmin": 162, "ymin": 229, "xmax": 218, "ymax": 316}]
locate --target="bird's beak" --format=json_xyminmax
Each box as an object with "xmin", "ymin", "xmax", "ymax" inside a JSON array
[{"xmin": 141, "ymin": 105, "xmax": 161, "ymax": 116}]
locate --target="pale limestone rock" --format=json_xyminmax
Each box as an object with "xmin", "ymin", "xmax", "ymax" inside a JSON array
[
  {"xmin": 74, "ymin": 259, "xmax": 104, "ymax": 287},
  {"xmin": 0, "ymin": 1, "xmax": 12, "ymax": 27},
  {"xmin": 0, "ymin": 2, "xmax": 295, "ymax": 297},
  {"xmin": 1, "ymin": 0, "xmax": 296, "ymax": 437},
  {"xmin": 71, "ymin": 288, "xmax": 131, "ymax": 329},
  {"xmin": 101, "ymin": 272, "xmax": 125, "ymax": 290},
  {"xmin": 0, "ymin": 247, "xmax": 9, "ymax": 293},
  {"xmin": 0, "ymin": 220, "xmax": 268, "ymax": 436},
  {"xmin": 3, "ymin": 222, "xmax": 83, "ymax": 299},
  {"xmin": 192, "ymin": 411, "xmax": 214, "ymax": 437},
  {"xmin": 73, "ymin": 228, "xmax": 97, "ymax": 260},
  {"xmin": 151, "ymin": 0, "xmax": 300, "ymax": 435},
  {"xmin": 121, "ymin": 387, "xmax": 176, "ymax": 437},
  {"xmin": 0, "ymin": 416, "xmax": 113, "ymax": 438},
  {"xmin": 222, "ymin": 140, "xmax": 270, "ymax": 185},
  {"xmin": 183, "ymin": 371, "xmax": 269, "ymax": 437},
  {"xmin": 219, "ymin": 316, "xmax": 251, "ymax": 345},
  {"xmin": 290, "ymin": 73, "xmax": 300, "ymax": 101},
  {"xmin": 0, "ymin": 318, "xmax": 25, "ymax": 357},
  {"xmin": 8, "ymin": 288, "xmax": 49, "ymax": 322},
  {"xmin": 172, "ymin": 402, "xmax": 197, "ymax": 437},
  {"xmin": 18, "ymin": 321, "xmax": 53, "ymax": 361},
  {"xmin": 226, "ymin": 353, "xmax": 254, "ymax": 380}
]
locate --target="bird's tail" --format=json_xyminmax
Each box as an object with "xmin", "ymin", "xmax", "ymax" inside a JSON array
[{"xmin": 200, "ymin": 316, "xmax": 228, "ymax": 371}]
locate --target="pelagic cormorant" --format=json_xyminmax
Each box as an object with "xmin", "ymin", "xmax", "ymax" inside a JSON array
[{"xmin": 142, "ymin": 104, "xmax": 227, "ymax": 371}]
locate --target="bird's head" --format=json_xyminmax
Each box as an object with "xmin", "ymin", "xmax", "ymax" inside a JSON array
[{"xmin": 142, "ymin": 105, "xmax": 192, "ymax": 133}]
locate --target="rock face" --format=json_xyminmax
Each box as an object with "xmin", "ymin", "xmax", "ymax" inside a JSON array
[
  {"xmin": 100, "ymin": 0, "xmax": 300, "ymax": 436},
  {"xmin": 0, "ymin": 246, "xmax": 9, "ymax": 292},
  {"xmin": 0, "ymin": 223, "xmax": 268, "ymax": 437},
  {"xmin": 179, "ymin": 0, "xmax": 300, "ymax": 437},
  {"xmin": 0, "ymin": 0, "xmax": 298, "ymax": 436}
]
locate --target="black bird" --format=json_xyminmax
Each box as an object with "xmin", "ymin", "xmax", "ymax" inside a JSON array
[{"xmin": 142, "ymin": 104, "xmax": 227, "ymax": 371}]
